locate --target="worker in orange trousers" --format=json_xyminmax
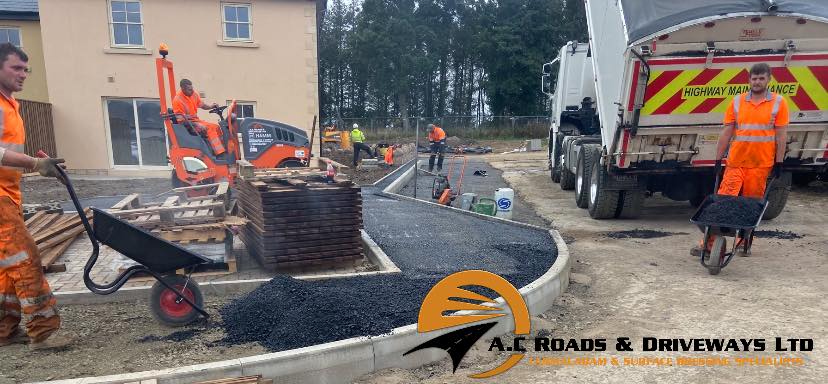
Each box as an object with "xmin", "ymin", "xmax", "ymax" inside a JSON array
[
  {"xmin": 0, "ymin": 43, "xmax": 73, "ymax": 350},
  {"xmin": 692, "ymin": 63, "xmax": 789, "ymax": 258},
  {"xmin": 173, "ymin": 78, "xmax": 226, "ymax": 157}
]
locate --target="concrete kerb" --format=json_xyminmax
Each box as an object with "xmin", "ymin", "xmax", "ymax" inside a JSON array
[
  {"xmin": 39, "ymin": 159, "xmax": 571, "ymax": 384},
  {"xmin": 54, "ymin": 230, "xmax": 400, "ymax": 305}
]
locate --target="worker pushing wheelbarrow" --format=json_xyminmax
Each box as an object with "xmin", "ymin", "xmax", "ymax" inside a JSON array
[
  {"xmin": 690, "ymin": 160, "xmax": 781, "ymax": 275},
  {"xmin": 689, "ymin": 63, "xmax": 790, "ymax": 275}
]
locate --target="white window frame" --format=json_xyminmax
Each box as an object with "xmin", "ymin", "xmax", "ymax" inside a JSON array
[
  {"xmin": 103, "ymin": 97, "xmax": 171, "ymax": 170},
  {"xmin": 229, "ymin": 100, "xmax": 256, "ymax": 118},
  {"xmin": 0, "ymin": 26, "xmax": 22, "ymax": 47},
  {"xmin": 108, "ymin": 0, "xmax": 145, "ymax": 48},
  {"xmin": 222, "ymin": 3, "xmax": 253, "ymax": 42}
]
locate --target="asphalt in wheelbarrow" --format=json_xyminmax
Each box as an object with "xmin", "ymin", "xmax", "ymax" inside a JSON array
[
  {"xmin": 220, "ymin": 191, "xmax": 557, "ymax": 352},
  {"xmin": 696, "ymin": 195, "xmax": 765, "ymax": 228}
]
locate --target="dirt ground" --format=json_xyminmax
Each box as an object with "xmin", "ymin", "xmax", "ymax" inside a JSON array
[
  {"xmin": 357, "ymin": 152, "xmax": 827, "ymax": 383},
  {"xmin": 0, "ymin": 294, "xmax": 266, "ymax": 384}
]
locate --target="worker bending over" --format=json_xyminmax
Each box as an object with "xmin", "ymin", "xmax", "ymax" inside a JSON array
[
  {"xmin": 427, "ymin": 124, "xmax": 447, "ymax": 172},
  {"xmin": 691, "ymin": 63, "xmax": 788, "ymax": 257},
  {"xmin": 173, "ymin": 79, "xmax": 226, "ymax": 157},
  {"xmin": 350, "ymin": 123, "xmax": 374, "ymax": 166},
  {"xmin": 0, "ymin": 43, "xmax": 73, "ymax": 350}
]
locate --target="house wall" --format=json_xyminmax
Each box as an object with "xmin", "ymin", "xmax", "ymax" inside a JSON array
[{"xmin": 39, "ymin": 0, "xmax": 319, "ymax": 172}]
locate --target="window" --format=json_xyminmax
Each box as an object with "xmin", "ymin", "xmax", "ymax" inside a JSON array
[
  {"xmin": 0, "ymin": 27, "xmax": 21, "ymax": 47},
  {"xmin": 110, "ymin": 1, "xmax": 144, "ymax": 47},
  {"xmin": 230, "ymin": 101, "xmax": 255, "ymax": 118},
  {"xmin": 222, "ymin": 3, "xmax": 252, "ymax": 41},
  {"xmin": 106, "ymin": 98, "xmax": 168, "ymax": 167}
]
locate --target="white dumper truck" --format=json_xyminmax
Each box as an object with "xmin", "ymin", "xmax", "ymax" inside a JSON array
[{"xmin": 543, "ymin": 0, "xmax": 828, "ymax": 219}]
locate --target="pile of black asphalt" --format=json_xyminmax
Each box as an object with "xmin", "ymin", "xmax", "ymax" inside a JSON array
[
  {"xmin": 220, "ymin": 173, "xmax": 558, "ymax": 351},
  {"xmin": 696, "ymin": 195, "xmax": 764, "ymax": 227}
]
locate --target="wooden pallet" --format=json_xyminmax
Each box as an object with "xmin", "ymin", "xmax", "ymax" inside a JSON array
[
  {"xmin": 25, "ymin": 210, "xmax": 92, "ymax": 273},
  {"xmin": 109, "ymin": 184, "xmax": 231, "ymax": 229}
]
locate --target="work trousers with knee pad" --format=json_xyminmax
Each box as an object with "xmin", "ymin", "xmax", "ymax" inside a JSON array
[{"xmin": 0, "ymin": 197, "xmax": 60, "ymax": 343}]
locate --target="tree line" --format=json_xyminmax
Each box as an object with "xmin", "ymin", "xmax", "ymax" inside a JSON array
[{"xmin": 318, "ymin": 0, "xmax": 588, "ymax": 130}]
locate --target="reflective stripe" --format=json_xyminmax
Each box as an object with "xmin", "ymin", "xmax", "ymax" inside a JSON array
[
  {"xmin": 174, "ymin": 95, "xmax": 196, "ymax": 120},
  {"xmin": 0, "ymin": 142, "xmax": 24, "ymax": 152},
  {"xmin": 0, "ymin": 309, "xmax": 21, "ymax": 319},
  {"xmin": 733, "ymin": 97, "xmax": 740, "ymax": 121},
  {"xmin": 26, "ymin": 306, "xmax": 57, "ymax": 319},
  {"xmin": 0, "ymin": 250, "xmax": 28, "ymax": 267},
  {"xmin": 734, "ymin": 135, "xmax": 775, "ymax": 142},
  {"xmin": 770, "ymin": 95, "xmax": 782, "ymax": 125},
  {"xmin": 0, "ymin": 294, "xmax": 20, "ymax": 305},
  {"xmin": 736, "ymin": 123, "xmax": 773, "ymax": 131},
  {"xmin": 20, "ymin": 293, "xmax": 53, "ymax": 308}
]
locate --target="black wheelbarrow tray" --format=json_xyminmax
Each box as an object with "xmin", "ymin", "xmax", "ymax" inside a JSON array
[
  {"xmin": 689, "ymin": 193, "xmax": 769, "ymax": 275},
  {"xmin": 58, "ymin": 167, "xmax": 212, "ymax": 326}
]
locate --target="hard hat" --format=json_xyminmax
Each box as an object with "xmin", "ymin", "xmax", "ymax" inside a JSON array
[{"xmin": 353, "ymin": 123, "xmax": 359, "ymax": 129}]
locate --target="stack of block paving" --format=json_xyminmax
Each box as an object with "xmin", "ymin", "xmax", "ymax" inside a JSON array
[{"xmin": 237, "ymin": 166, "xmax": 363, "ymax": 270}]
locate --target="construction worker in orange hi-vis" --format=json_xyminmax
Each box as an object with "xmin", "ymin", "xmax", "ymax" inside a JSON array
[
  {"xmin": 691, "ymin": 63, "xmax": 789, "ymax": 258},
  {"xmin": 172, "ymin": 78, "xmax": 226, "ymax": 157},
  {"xmin": 0, "ymin": 43, "xmax": 74, "ymax": 350}
]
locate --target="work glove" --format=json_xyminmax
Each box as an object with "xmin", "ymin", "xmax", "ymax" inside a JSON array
[
  {"xmin": 771, "ymin": 162, "xmax": 783, "ymax": 180},
  {"xmin": 32, "ymin": 157, "xmax": 67, "ymax": 184}
]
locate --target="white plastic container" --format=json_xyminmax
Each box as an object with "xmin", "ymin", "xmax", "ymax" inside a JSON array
[{"xmin": 494, "ymin": 188, "xmax": 514, "ymax": 219}]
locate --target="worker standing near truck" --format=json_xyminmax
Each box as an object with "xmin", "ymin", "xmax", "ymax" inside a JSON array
[
  {"xmin": 692, "ymin": 63, "xmax": 789, "ymax": 257},
  {"xmin": 350, "ymin": 123, "xmax": 374, "ymax": 166},
  {"xmin": 172, "ymin": 79, "xmax": 226, "ymax": 157},
  {"xmin": 427, "ymin": 123, "xmax": 447, "ymax": 173},
  {"xmin": 0, "ymin": 43, "xmax": 73, "ymax": 350}
]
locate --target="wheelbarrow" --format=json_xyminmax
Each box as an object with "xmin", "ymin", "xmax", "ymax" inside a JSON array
[
  {"xmin": 689, "ymin": 160, "xmax": 774, "ymax": 275},
  {"xmin": 58, "ymin": 166, "xmax": 212, "ymax": 326}
]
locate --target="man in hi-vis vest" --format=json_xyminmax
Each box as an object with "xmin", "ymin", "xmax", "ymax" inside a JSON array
[
  {"xmin": 692, "ymin": 63, "xmax": 789, "ymax": 257},
  {"xmin": 172, "ymin": 79, "xmax": 226, "ymax": 157}
]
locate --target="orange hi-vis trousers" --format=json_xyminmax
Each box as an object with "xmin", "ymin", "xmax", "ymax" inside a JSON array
[
  {"xmin": 0, "ymin": 197, "xmax": 60, "ymax": 343},
  {"xmin": 196, "ymin": 120, "xmax": 226, "ymax": 156},
  {"xmin": 700, "ymin": 166, "xmax": 772, "ymax": 250},
  {"xmin": 717, "ymin": 166, "xmax": 772, "ymax": 198}
]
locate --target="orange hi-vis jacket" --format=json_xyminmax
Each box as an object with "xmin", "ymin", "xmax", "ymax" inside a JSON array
[
  {"xmin": 724, "ymin": 91, "xmax": 789, "ymax": 168},
  {"xmin": 428, "ymin": 126, "xmax": 446, "ymax": 143},
  {"xmin": 173, "ymin": 90, "xmax": 203, "ymax": 121},
  {"xmin": 0, "ymin": 92, "xmax": 25, "ymax": 206}
]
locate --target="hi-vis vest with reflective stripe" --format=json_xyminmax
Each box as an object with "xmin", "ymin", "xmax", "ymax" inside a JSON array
[
  {"xmin": 727, "ymin": 92, "xmax": 784, "ymax": 168},
  {"xmin": 0, "ymin": 93, "xmax": 25, "ymax": 206}
]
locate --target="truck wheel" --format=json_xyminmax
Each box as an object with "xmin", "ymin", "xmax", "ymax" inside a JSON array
[
  {"xmin": 560, "ymin": 169, "xmax": 576, "ymax": 190},
  {"xmin": 550, "ymin": 133, "xmax": 565, "ymax": 183},
  {"xmin": 574, "ymin": 146, "xmax": 597, "ymax": 208},
  {"xmin": 615, "ymin": 189, "xmax": 644, "ymax": 219},
  {"xmin": 587, "ymin": 147, "xmax": 621, "ymax": 219},
  {"xmin": 762, "ymin": 172, "xmax": 791, "ymax": 220}
]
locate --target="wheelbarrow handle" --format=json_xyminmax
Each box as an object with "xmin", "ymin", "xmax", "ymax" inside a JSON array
[
  {"xmin": 712, "ymin": 159, "xmax": 723, "ymax": 194},
  {"xmin": 55, "ymin": 165, "xmax": 96, "ymax": 245}
]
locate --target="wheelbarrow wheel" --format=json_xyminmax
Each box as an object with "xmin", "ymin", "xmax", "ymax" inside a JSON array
[
  {"xmin": 150, "ymin": 274, "xmax": 204, "ymax": 327},
  {"xmin": 705, "ymin": 237, "xmax": 726, "ymax": 275}
]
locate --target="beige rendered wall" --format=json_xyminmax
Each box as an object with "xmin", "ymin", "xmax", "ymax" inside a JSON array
[
  {"xmin": 39, "ymin": 0, "xmax": 319, "ymax": 171},
  {"xmin": 4, "ymin": 20, "xmax": 49, "ymax": 103}
]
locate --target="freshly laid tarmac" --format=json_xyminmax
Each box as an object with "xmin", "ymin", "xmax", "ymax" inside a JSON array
[{"xmin": 219, "ymin": 170, "xmax": 557, "ymax": 352}]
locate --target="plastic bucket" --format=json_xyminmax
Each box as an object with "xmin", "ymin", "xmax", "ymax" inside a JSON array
[
  {"xmin": 494, "ymin": 188, "xmax": 514, "ymax": 220},
  {"xmin": 473, "ymin": 198, "xmax": 497, "ymax": 216}
]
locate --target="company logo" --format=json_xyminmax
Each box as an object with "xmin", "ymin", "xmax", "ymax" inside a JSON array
[
  {"xmin": 403, "ymin": 270, "xmax": 529, "ymax": 378},
  {"xmin": 497, "ymin": 198, "xmax": 512, "ymax": 210}
]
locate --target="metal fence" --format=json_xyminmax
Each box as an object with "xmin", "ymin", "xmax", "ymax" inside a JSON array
[
  {"xmin": 19, "ymin": 99, "xmax": 57, "ymax": 157},
  {"xmin": 331, "ymin": 116, "xmax": 551, "ymax": 140}
]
